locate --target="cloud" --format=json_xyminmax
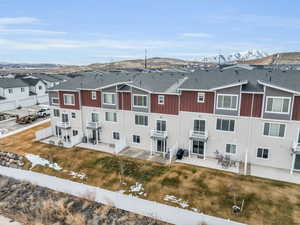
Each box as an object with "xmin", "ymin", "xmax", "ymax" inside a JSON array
[
  {"xmin": 0, "ymin": 17, "xmax": 39, "ymax": 25},
  {"xmin": 181, "ymin": 33, "xmax": 212, "ymax": 38},
  {"xmin": 0, "ymin": 28, "xmax": 66, "ymax": 35}
]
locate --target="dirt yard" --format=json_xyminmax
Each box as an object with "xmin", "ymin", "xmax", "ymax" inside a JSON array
[{"xmin": 1, "ymin": 122, "xmax": 300, "ymax": 225}]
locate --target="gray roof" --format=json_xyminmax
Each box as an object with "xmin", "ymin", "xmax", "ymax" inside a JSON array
[
  {"xmin": 0, "ymin": 78, "xmax": 28, "ymax": 88},
  {"xmin": 49, "ymin": 69, "xmax": 300, "ymax": 94},
  {"xmin": 21, "ymin": 78, "xmax": 42, "ymax": 86}
]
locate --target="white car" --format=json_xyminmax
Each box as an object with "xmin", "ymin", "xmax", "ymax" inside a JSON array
[{"xmin": 36, "ymin": 108, "xmax": 51, "ymax": 118}]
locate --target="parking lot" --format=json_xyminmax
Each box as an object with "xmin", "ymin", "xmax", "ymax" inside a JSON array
[{"xmin": 0, "ymin": 105, "xmax": 50, "ymax": 136}]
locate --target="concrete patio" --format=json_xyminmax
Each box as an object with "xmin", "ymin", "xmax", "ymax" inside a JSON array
[{"xmin": 77, "ymin": 142, "xmax": 116, "ymax": 154}]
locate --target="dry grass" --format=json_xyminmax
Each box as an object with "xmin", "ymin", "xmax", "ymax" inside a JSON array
[{"xmin": 1, "ymin": 122, "xmax": 300, "ymax": 225}]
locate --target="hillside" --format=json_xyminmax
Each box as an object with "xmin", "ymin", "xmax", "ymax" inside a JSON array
[{"xmin": 240, "ymin": 52, "xmax": 300, "ymax": 65}]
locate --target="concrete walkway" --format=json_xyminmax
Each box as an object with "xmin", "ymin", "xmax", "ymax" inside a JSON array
[
  {"xmin": 0, "ymin": 216, "xmax": 21, "ymax": 225},
  {"xmin": 0, "ymin": 166, "xmax": 244, "ymax": 225}
]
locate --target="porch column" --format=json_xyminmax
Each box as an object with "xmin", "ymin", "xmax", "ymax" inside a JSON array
[
  {"xmin": 203, "ymin": 141, "xmax": 207, "ymax": 160},
  {"xmin": 151, "ymin": 139, "xmax": 153, "ymax": 155},
  {"xmin": 244, "ymin": 149, "xmax": 248, "ymax": 176},
  {"xmin": 188, "ymin": 139, "xmax": 191, "ymax": 158},
  {"xmin": 290, "ymin": 153, "xmax": 296, "ymax": 174}
]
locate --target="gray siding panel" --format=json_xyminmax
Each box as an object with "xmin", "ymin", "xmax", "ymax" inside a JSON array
[
  {"xmin": 49, "ymin": 91, "xmax": 58, "ymax": 106},
  {"xmin": 263, "ymin": 87, "xmax": 293, "ymax": 121},
  {"xmin": 132, "ymin": 87, "xmax": 149, "ymax": 112},
  {"xmin": 101, "ymin": 85, "xmax": 118, "ymax": 109},
  {"xmin": 215, "ymin": 86, "xmax": 240, "ymax": 116}
]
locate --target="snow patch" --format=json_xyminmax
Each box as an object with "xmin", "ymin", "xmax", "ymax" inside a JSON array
[
  {"xmin": 164, "ymin": 195, "xmax": 189, "ymax": 208},
  {"xmin": 25, "ymin": 154, "xmax": 62, "ymax": 171},
  {"xmin": 68, "ymin": 171, "xmax": 86, "ymax": 180},
  {"xmin": 129, "ymin": 182, "xmax": 147, "ymax": 196}
]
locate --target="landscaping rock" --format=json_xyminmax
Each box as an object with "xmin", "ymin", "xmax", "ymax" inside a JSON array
[
  {"xmin": 0, "ymin": 175, "xmax": 170, "ymax": 225},
  {"xmin": 0, "ymin": 151, "xmax": 24, "ymax": 169}
]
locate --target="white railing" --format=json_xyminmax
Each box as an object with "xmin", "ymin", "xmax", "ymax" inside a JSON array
[
  {"xmin": 35, "ymin": 127, "xmax": 53, "ymax": 141},
  {"xmin": 87, "ymin": 121, "xmax": 101, "ymax": 129},
  {"xmin": 58, "ymin": 121, "xmax": 71, "ymax": 129},
  {"xmin": 189, "ymin": 130, "xmax": 208, "ymax": 140},
  {"xmin": 151, "ymin": 129, "xmax": 168, "ymax": 139},
  {"xmin": 293, "ymin": 141, "xmax": 300, "ymax": 152}
]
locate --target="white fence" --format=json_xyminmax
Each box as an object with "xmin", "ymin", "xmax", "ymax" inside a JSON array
[
  {"xmin": 35, "ymin": 127, "xmax": 53, "ymax": 141},
  {"xmin": 115, "ymin": 138, "xmax": 128, "ymax": 154},
  {"xmin": 0, "ymin": 166, "xmax": 245, "ymax": 225},
  {"xmin": 169, "ymin": 142, "xmax": 178, "ymax": 164},
  {"xmin": 0, "ymin": 94, "xmax": 49, "ymax": 112}
]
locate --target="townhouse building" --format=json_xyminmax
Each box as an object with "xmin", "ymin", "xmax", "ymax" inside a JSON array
[{"xmin": 46, "ymin": 69, "xmax": 300, "ymax": 181}]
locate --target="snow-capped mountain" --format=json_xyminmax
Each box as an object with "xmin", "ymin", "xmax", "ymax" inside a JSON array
[{"xmin": 201, "ymin": 50, "xmax": 269, "ymax": 63}]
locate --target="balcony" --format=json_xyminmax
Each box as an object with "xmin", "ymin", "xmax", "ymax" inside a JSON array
[
  {"xmin": 151, "ymin": 130, "xmax": 168, "ymax": 139},
  {"xmin": 86, "ymin": 121, "xmax": 102, "ymax": 130},
  {"xmin": 189, "ymin": 130, "xmax": 208, "ymax": 141},
  {"xmin": 57, "ymin": 121, "xmax": 71, "ymax": 129},
  {"xmin": 292, "ymin": 142, "xmax": 300, "ymax": 152}
]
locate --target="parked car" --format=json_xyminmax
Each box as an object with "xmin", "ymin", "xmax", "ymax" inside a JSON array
[{"xmin": 36, "ymin": 108, "xmax": 51, "ymax": 118}]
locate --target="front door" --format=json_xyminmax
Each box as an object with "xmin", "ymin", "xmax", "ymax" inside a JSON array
[
  {"xmin": 192, "ymin": 140, "xmax": 205, "ymax": 155},
  {"xmin": 294, "ymin": 154, "xmax": 300, "ymax": 171},
  {"xmin": 157, "ymin": 139, "xmax": 167, "ymax": 152}
]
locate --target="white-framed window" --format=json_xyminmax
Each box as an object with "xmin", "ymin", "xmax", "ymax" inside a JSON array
[
  {"xmin": 263, "ymin": 122, "xmax": 285, "ymax": 138},
  {"xmin": 217, "ymin": 94, "xmax": 238, "ymax": 110},
  {"xmin": 133, "ymin": 95, "xmax": 148, "ymax": 107},
  {"xmin": 113, "ymin": 132, "xmax": 120, "ymax": 140},
  {"xmin": 103, "ymin": 93, "xmax": 116, "ymax": 105},
  {"xmin": 158, "ymin": 95, "xmax": 165, "ymax": 105},
  {"xmin": 63, "ymin": 94, "xmax": 75, "ymax": 106},
  {"xmin": 216, "ymin": 118, "xmax": 235, "ymax": 132},
  {"xmin": 53, "ymin": 109, "xmax": 60, "ymax": 117},
  {"xmin": 8, "ymin": 88, "xmax": 13, "ymax": 94},
  {"xmin": 257, "ymin": 148, "xmax": 269, "ymax": 159},
  {"xmin": 21, "ymin": 87, "xmax": 25, "ymax": 92},
  {"xmin": 51, "ymin": 97, "xmax": 59, "ymax": 105},
  {"xmin": 226, "ymin": 144, "xmax": 237, "ymax": 154},
  {"xmin": 197, "ymin": 92, "xmax": 205, "ymax": 103},
  {"xmin": 265, "ymin": 96, "xmax": 291, "ymax": 114},
  {"xmin": 73, "ymin": 130, "xmax": 78, "ymax": 136},
  {"xmin": 71, "ymin": 112, "xmax": 76, "ymax": 118},
  {"xmin": 105, "ymin": 111, "xmax": 117, "ymax": 122},
  {"xmin": 135, "ymin": 115, "xmax": 148, "ymax": 126},
  {"xmin": 133, "ymin": 135, "xmax": 140, "ymax": 143},
  {"xmin": 91, "ymin": 112, "xmax": 99, "ymax": 122},
  {"xmin": 91, "ymin": 91, "xmax": 97, "ymax": 100}
]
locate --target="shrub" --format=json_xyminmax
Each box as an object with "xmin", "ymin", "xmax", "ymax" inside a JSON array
[{"xmin": 161, "ymin": 177, "xmax": 181, "ymax": 187}]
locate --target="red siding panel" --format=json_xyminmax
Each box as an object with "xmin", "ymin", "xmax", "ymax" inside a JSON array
[
  {"xmin": 59, "ymin": 91, "xmax": 80, "ymax": 110},
  {"xmin": 151, "ymin": 94, "xmax": 179, "ymax": 115},
  {"xmin": 252, "ymin": 94, "xmax": 263, "ymax": 117},
  {"xmin": 119, "ymin": 92, "xmax": 131, "ymax": 110},
  {"xmin": 81, "ymin": 90, "xmax": 101, "ymax": 107},
  {"xmin": 240, "ymin": 93, "xmax": 253, "ymax": 117},
  {"xmin": 180, "ymin": 91, "xmax": 214, "ymax": 113},
  {"xmin": 292, "ymin": 96, "xmax": 300, "ymax": 121}
]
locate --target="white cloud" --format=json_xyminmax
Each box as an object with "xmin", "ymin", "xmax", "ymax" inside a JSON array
[
  {"xmin": 181, "ymin": 33, "xmax": 212, "ymax": 38},
  {"xmin": 0, "ymin": 28, "xmax": 66, "ymax": 35},
  {"xmin": 0, "ymin": 17, "xmax": 39, "ymax": 25}
]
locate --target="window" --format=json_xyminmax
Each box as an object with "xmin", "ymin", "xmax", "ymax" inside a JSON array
[
  {"xmin": 63, "ymin": 94, "xmax": 75, "ymax": 105},
  {"xmin": 52, "ymin": 98, "xmax": 59, "ymax": 105},
  {"xmin": 263, "ymin": 122, "xmax": 285, "ymax": 137},
  {"xmin": 158, "ymin": 95, "xmax": 165, "ymax": 105},
  {"xmin": 133, "ymin": 95, "xmax": 147, "ymax": 107},
  {"xmin": 91, "ymin": 112, "xmax": 99, "ymax": 122},
  {"xmin": 8, "ymin": 89, "xmax": 13, "ymax": 94},
  {"xmin": 257, "ymin": 148, "xmax": 269, "ymax": 159},
  {"xmin": 38, "ymin": 85, "xmax": 42, "ymax": 90},
  {"xmin": 135, "ymin": 115, "xmax": 148, "ymax": 126},
  {"xmin": 103, "ymin": 93, "xmax": 116, "ymax": 105},
  {"xmin": 73, "ymin": 130, "xmax": 78, "ymax": 136},
  {"xmin": 133, "ymin": 135, "xmax": 140, "ymax": 143},
  {"xmin": 194, "ymin": 120, "xmax": 205, "ymax": 132},
  {"xmin": 71, "ymin": 112, "xmax": 76, "ymax": 118},
  {"xmin": 197, "ymin": 92, "xmax": 205, "ymax": 103},
  {"xmin": 21, "ymin": 87, "xmax": 25, "ymax": 92},
  {"xmin": 113, "ymin": 132, "xmax": 120, "ymax": 140},
  {"xmin": 217, "ymin": 94, "xmax": 238, "ymax": 110},
  {"xmin": 216, "ymin": 118, "xmax": 235, "ymax": 132},
  {"xmin": 91, "ymin": 91, "xmax": 97, "ymax": 100},
  {"xmin": 53, "ymin": 109, "xmax": 60, "ymax": 117},
  {"xmin": 105, "ymin": 112, "xmax": 117, "ymax": 122},
  {"xmin": 156, "ymin": 120, "xmax": 167, "ymax": 131},
  {"xmin": 266, "ymin": 97, "xmax": 290, "ymax": 114},
  {"xmin": 226, "ymin": 144, "xmax": 237, "ymax": 154}
]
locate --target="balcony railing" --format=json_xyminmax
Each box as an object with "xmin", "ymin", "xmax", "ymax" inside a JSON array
[
  {"xmin": 189, "ymin": 130, "xmax": 208, "ymax": 141},
  {"xmin": 86, "ymin": 121, "xmax": 101, "ymax": 129},
  {"xmin": 57, "ymin": 121, "xmax": 71, "ymax": 129},
  {"xmin": 151, "ymin": 129, "xmax": 168, "ymax": 139},
  {"xmin": 293, "ymin": 141, "xmax": 300, "ymax": 152}
]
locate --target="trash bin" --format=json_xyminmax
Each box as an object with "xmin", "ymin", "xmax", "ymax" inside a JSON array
[{"xmin": 176, "ymin": 149, "xmax": 184, "ymax": 160}]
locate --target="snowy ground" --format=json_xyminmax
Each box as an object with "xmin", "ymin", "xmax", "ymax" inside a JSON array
[
  {"xmin": 0, "ymin": 215, "xmax": 21, "ymax": 225},
  {"xmin": 0, "ymin": 166, "xmax": 245, "ymax": 225}
]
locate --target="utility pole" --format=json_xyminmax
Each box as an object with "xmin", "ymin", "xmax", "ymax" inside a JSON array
[{"xmin": 144, "ymin": 49, "xmax": 147, "ymax": 69}]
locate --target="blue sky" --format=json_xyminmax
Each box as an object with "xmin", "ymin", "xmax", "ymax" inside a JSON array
[{"xmin": 0, "ymin": 0, "xmax": 300, "ymax": 65}]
